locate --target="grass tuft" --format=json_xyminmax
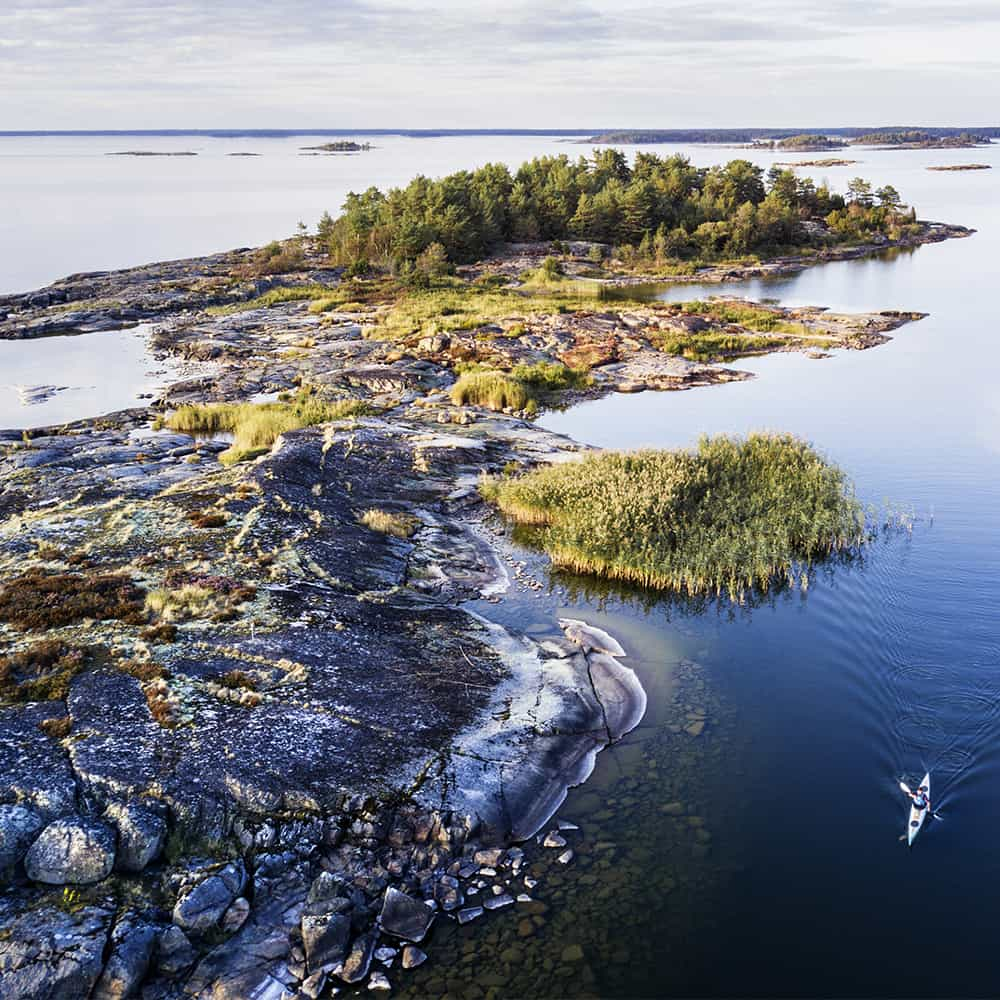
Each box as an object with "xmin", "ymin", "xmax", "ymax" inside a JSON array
[
  {"xmin": 165, "ymin": 390, "xmax": 370, "ymax": 465},
  {"xmin": 359, "ymin": 508, "xmax": 421, "ymax": 538},
  {"xmin": 481, "ymin": 433, "xmax": 865, "ymax": 599}
]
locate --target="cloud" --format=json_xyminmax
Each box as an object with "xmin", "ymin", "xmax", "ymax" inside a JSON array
[{"xmin": 0, "ymin": 1, "xmax": 997, "ymax": 127}]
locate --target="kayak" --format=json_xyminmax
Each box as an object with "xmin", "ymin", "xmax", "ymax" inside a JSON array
[{"xmin": 906, "ymin": 772, "xmax": 931, "ymax": 846}]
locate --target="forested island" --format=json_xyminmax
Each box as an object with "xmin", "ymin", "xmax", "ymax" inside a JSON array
[
  {"xmin": 318, "ymin": 151, "xmax": 917, "ymax": 274},
  {"xmin": 752, "ymin": 134, "xmax": 846, "ymax": 152},
  {"xmin": 300, "ymin": 141, "xmax": 372, "ymax": 153},
  {"xmin": 584, "ymin": 127, "xmax": 1000, "ymax": 145},
  {"xmin": 850, "ymin": 130, "xmax": 992, "ymax": 148}
]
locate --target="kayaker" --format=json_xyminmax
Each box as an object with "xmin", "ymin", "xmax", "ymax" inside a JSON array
[{"xmin": 910, "ymin": 786, "xmax": 930, "ymax": 812}]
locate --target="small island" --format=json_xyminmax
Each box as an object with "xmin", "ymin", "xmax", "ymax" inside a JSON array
[
  {"xmin": 851, "ymin": 130, "xmax": 992, "ymax": 149},
  {"xmin": 926, "ymin": 163, "xmax": 991, "ymax": 172},
  {"xmin": 300, "ymin": 140, "xmax": 372, "ymax": 153},
  {"xmin": 774, "ymin": 157, "xmax": 860, "ymax": 167},
  {"xmin": 753, "ymin": 134, "xmax": 846, "ymax": 152},
  {"xmin": 106, "ymin": 150, "xmax": 198, "ymax": 157}
]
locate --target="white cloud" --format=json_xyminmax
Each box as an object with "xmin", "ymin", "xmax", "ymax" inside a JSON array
[{"xmin": 0, "ymin": 1, "xmax": 997, "ymax": 128}]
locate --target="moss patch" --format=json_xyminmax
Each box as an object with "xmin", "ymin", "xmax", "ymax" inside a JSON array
[{"xmin": 0, "ymin": 571, "xmax": 146, "ymax": 631}]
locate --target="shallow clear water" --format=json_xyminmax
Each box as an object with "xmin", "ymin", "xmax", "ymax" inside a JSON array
[
  {"xmin": 534, "ymin": 146, "xmax": 1000, "ymax": 996},
  {"xmin": 4, "ymin": 134, "xmax": 1000, "ymax": 995}
]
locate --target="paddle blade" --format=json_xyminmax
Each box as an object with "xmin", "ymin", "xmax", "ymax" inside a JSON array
[{"xmin": 899, "ymin": 781, "xmax": 912, "ymax": 796}]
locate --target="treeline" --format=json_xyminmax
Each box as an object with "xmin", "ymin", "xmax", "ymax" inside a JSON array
[
  {"xmin": 851, "ymin": 130, "xmax": 991, "ymax": 147},
  {"xmin": 318, "ymin": 151, "xmax": 916, "ymax": 271}
]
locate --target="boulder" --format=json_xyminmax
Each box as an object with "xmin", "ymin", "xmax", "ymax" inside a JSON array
[
  {"xmin": 378, "ymin": 886, "xmax": 435, "ymax": 942},
  {"xmin": 301, "ymin": 911, "xmax": 351, "ymax": 971},
  {"xmin": 91, "ymin": 914, "xmax": 158, "ymax": 999},
  {"xmin": 24, "ymin": 818, "xmax": 117, "ymax": 885},
  {"xmin": 0, "ymin": 803, "xmax": 44, "ymax": 873},
  {"xmin": 337, "ymin": 930, "xmax": 376, "ymax": 984},
  {"xmin": 173, "ymin": 860, "xmax": 247, "ymax": 933},
  {"xmin": 104, "ymin": 801, "xmax": 166, "ymax": 873},
  {"xmin": 155, "ymin": 925, "xmax": 197, "ymax": 978}
]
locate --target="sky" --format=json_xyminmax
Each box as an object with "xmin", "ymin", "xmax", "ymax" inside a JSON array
[{"xmin": 1, "ymin": 0, "xmax": 998, "ymax": 129}]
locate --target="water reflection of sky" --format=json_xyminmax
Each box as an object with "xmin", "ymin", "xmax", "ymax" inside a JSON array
[{"xmin": 0, "ymin": 325, "xmax": 186, "ymax": 429}]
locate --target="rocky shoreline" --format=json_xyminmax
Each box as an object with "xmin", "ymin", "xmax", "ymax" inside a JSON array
[{"xmin": 0, "ymin": 228, "xmax": 969, "ymax": 997}]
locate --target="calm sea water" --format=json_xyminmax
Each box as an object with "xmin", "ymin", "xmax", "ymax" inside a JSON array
[{"xmin": 3, "ymin": 135, "xmax": 998, "ymax": 996}]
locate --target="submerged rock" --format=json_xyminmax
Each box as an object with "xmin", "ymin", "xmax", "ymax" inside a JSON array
[{"xmin": 378, "ymin": 886, "xmax": 435, "ymax": 942}]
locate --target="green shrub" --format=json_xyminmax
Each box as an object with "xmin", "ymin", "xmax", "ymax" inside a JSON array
[{"xmin": 481, "ymin": 433, "xmax": 864, "ymax": 599}]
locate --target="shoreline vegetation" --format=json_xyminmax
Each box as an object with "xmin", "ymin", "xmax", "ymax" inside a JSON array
[{"xmin": 481, "ymin": 433, "xmax": 865, "ymax": 599}]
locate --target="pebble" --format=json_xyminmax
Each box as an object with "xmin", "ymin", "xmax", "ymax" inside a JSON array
[
  {"xmin": 368, "ymin": 971, "xmax": 391, "ymax": 991},
  {"xmin": 557, "ymin": 849, "xmax": 574, "ymax": 865},
  {"xmin": 542, "ymin": 831, "xmax": 567, "ymax": 849},
  {"xmin": 374, "ymin": 947, "xmax": 397, "ymax": 965},
  {"xmin": 516, "ymin": 893, "xmax": 533, "ymax": 903},
  {"xmin": 401, "ymin": 945, "xmax": 427, "ymax": 970},
  {"xmin": 524, "ymin": 877, "xmax": 538, "ymax": 889},
  {"xmin": 479, "ymin": 866, "xmax": 497, "ymax": 876},
  {"xmin": 483, "ymin": 893, "xmax": 514, "ymax": 910},
  {"xmin": 557, "ymin": 820, "xmax": 580, "ymax": 832},
  {"xmin": 457, "ymin": 906, "xmax": 484, "ymax": 924}
]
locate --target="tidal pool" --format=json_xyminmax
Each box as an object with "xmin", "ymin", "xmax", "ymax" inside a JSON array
[{"xmin": 0, "ymin": 325, "xmax": 193, "ymax": 430}]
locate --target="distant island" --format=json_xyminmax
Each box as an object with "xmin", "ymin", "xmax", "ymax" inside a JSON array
[
  {"xmin": 850, "ymin": 130, "xmax": 992, "ymax": 149},
  {"xmin": 300, "ymin": 141, "xmax": 371, "ymax": 153},
  {"xmin": 926, "ymin": 163, "xmax": 992, "ymax": 171},
  {"xmin": 775, "ymin": 158, "xmax": 859, "ymax": 167},
  {"xmin": 752, "ymin": 134, "xmax": 847, "ymax": 152},
  {"xmin": 106, "ymin": 150, "xmax": 198, "ymax": 157},
  {"xmin": 226, "ymin": 152, "xmax": 261, "ymax": 157},
  {"xmin": 583, "ymin": 127, "xmax": 1000, "ymax": 145}
]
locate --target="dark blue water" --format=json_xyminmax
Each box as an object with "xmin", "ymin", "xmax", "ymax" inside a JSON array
[{"xmin": 535, "ymin": 150, "xmax": 1000, "ymax": 996}]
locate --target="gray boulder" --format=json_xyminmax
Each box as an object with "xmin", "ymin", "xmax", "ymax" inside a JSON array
[
  {"xmin": 105, "ymin": 801, "xmax": 166, "ymax": 873},
  {"xmin": 337, "ymin": 930, "xmax": 376, "ymax": 984},
  {"xmin": 302, "ymin": 911, "xmax": 351, "ymax": 971},
  {"xmin": 91, "ymin": 914, "xmax": 158, "ymax": 999},
  {"xmin": 24, "ymin": 817, "xmax": 117, "ymax": 885},
  {"xmin": 173, "ymin": 860, "xmax": 247, "ymax": 933},
  {"xmin": 0, "ymin": 803, "xmax": 44, "ymax": 873},
  {"xmin": 378, "ymin": 886, "xmax": 434, "ymax": 942},
  {"xmin": 155, "ymin": 925, "xmax": 197, "ymax": 978}
]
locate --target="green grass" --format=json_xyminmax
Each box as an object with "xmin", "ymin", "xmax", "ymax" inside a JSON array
[
  {"xmin": 165, "ymin": 391, "xmax": 370, "ymax": 464},
  {"xmin": 679, "ymin": 300, "xmax": 803, "ymax": 334},
  {"xmin": 208, "ymin": 284, "xmax": 333, "ymax": 316},
  {"xmin": 450, "ymin": 371, "xmax": 531, "ymax": 412},
  {"xmin": 359, "ymin": 508, "xmax": 421, "ymax": 538},
  {"xmin": 375, "ymin": 278, "xmax": 641, "ymax": 342},
  {"xmin": 650, "ymin": 330, "xmax": 787, "ymax": 361},
  {"xmin": 450, "ymin": 362, "xmax": 591, "ymax": 413},
  {"xmin": 481, "ymin": 433, "xmax": 864, "ymax": 599}
]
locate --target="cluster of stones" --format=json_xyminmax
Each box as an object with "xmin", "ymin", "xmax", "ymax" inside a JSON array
[{"xmin": 0, "ymin": 788, "xmax": 584, "ymax": 998}]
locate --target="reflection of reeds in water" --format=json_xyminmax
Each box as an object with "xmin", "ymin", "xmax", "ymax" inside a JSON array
[{"xmin": 483, "ymin": 432, "xmax": 866, "ymax": 602}]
